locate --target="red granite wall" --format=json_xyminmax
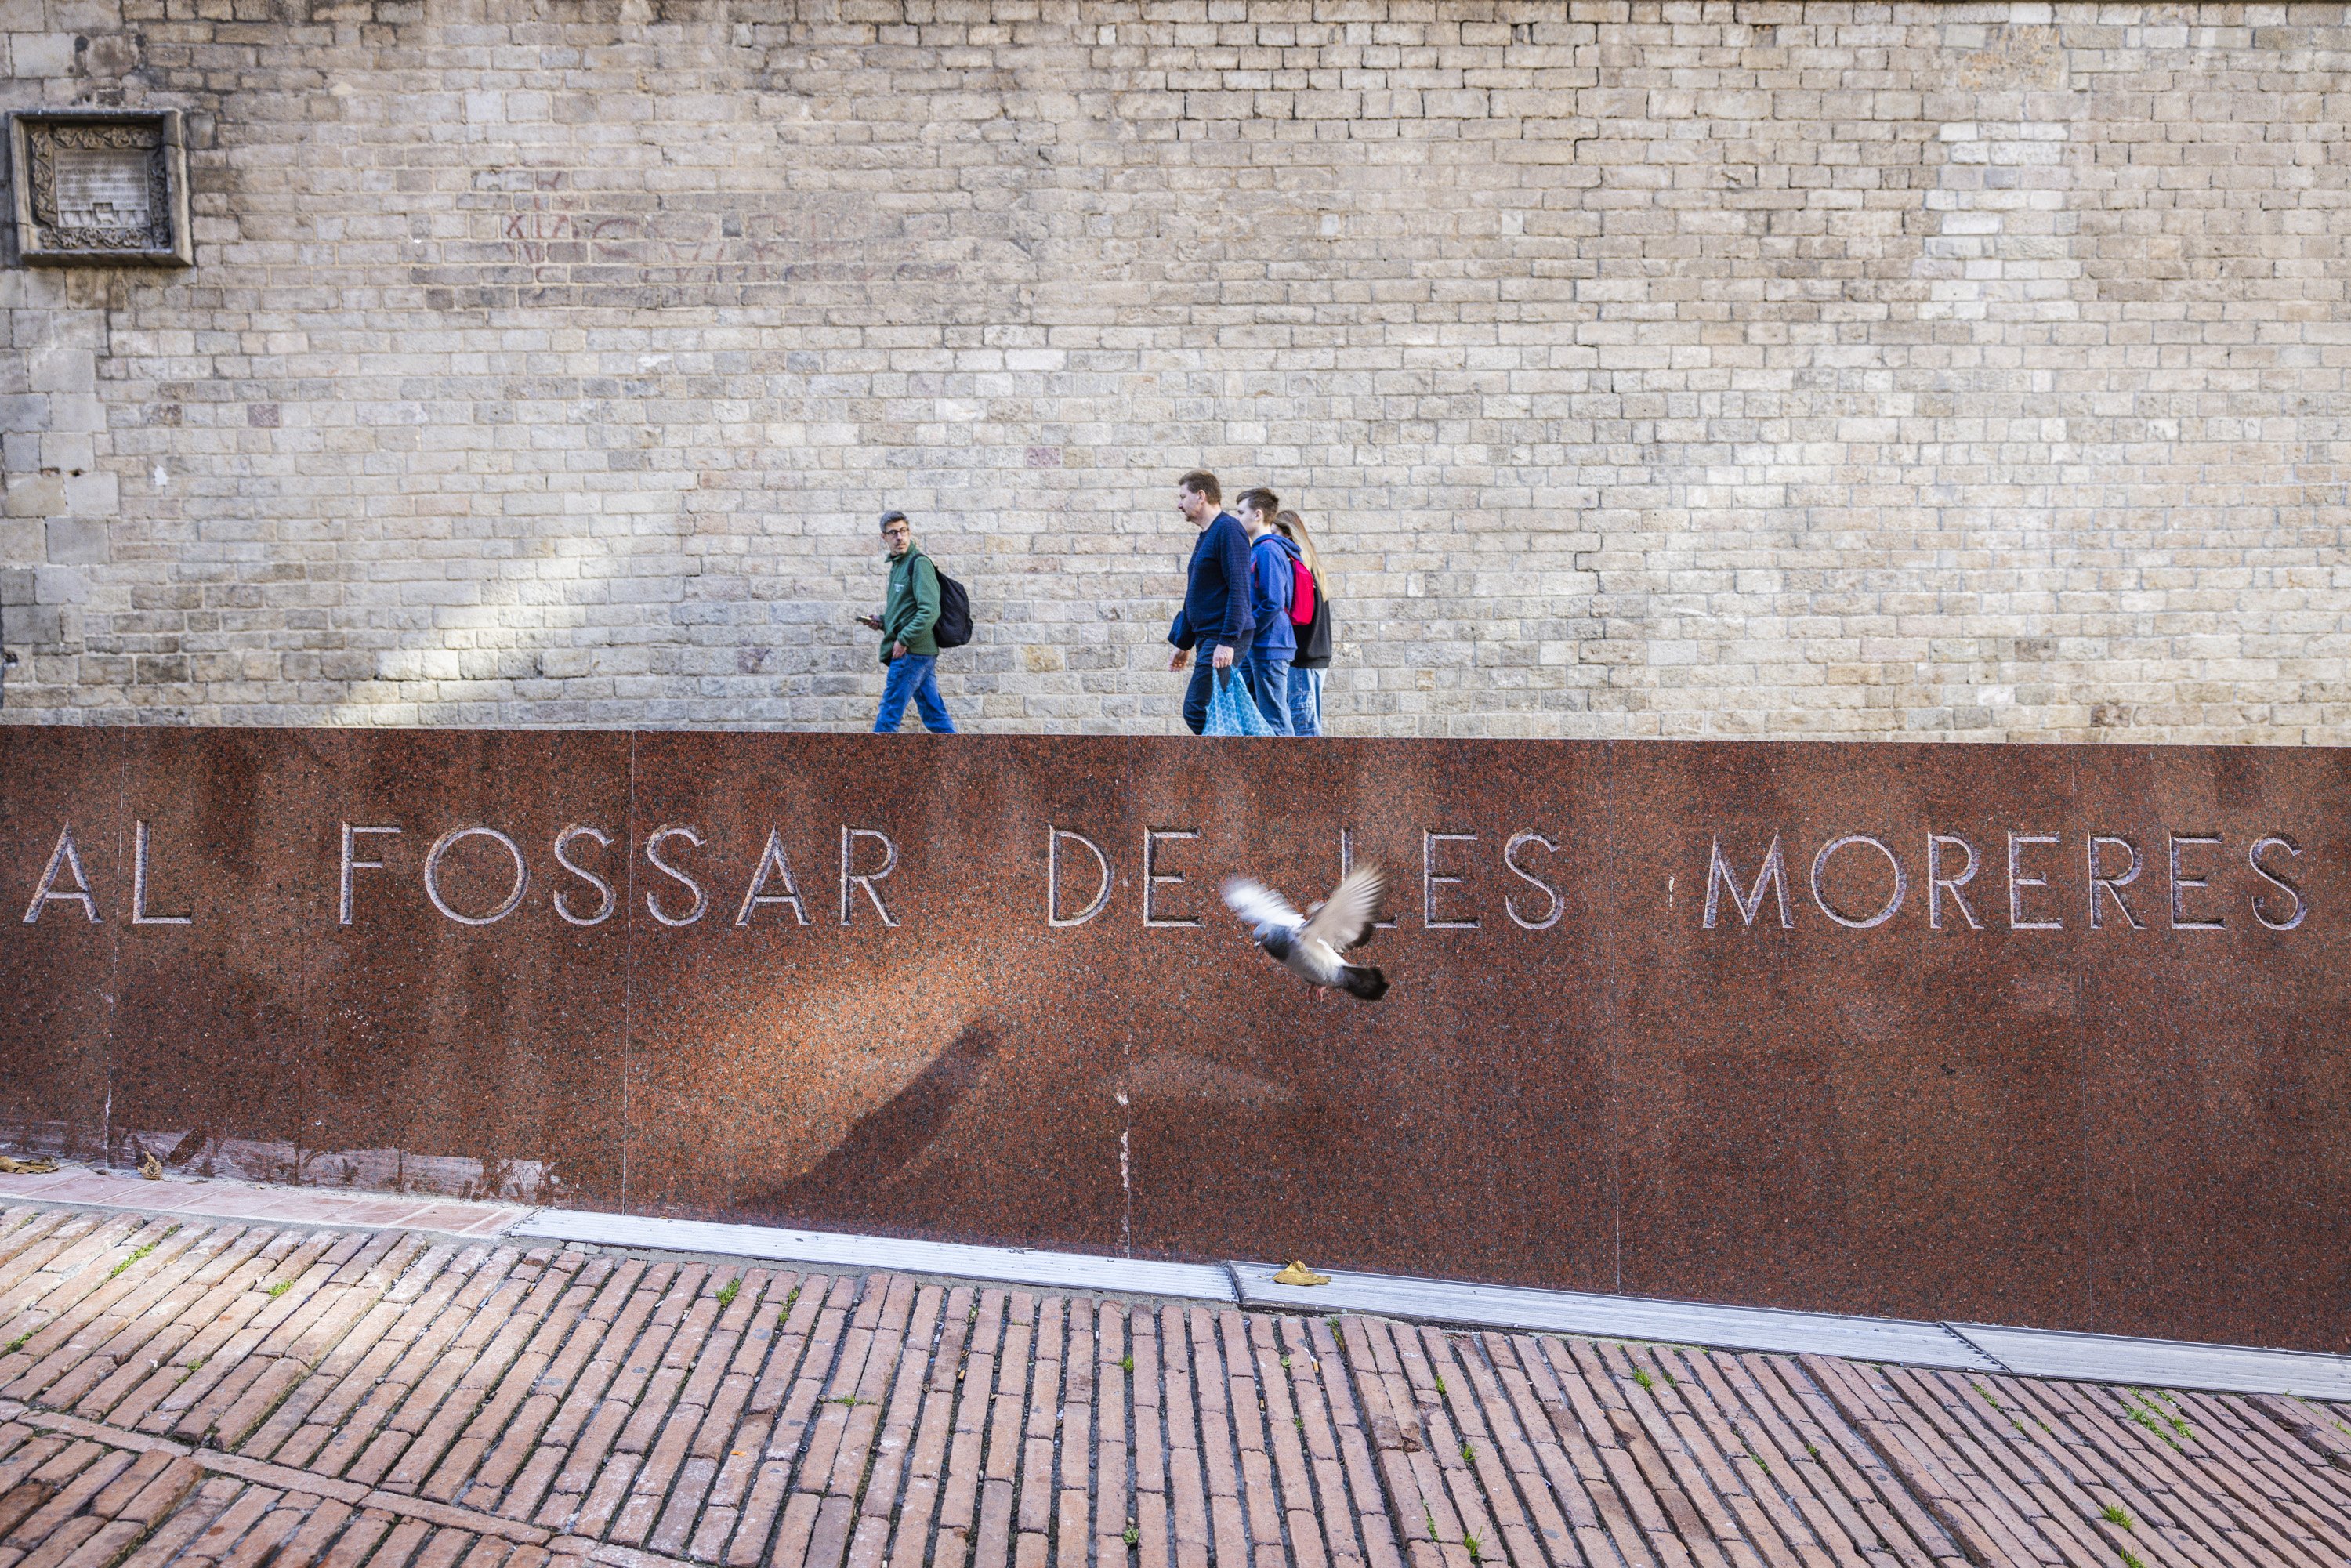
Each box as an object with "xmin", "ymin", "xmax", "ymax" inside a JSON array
[{"xmin": 2, "ymin": 730, "xmax": 2340, "ymax": 1349}]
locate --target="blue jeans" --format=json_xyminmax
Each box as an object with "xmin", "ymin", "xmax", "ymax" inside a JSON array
[
  {"xmin": 1239, "ymin": 650, "xmax": 1291, "ymax": 736},
  {"xmin": 1287, "ymin": 667, "xmax": 1323, "ymax": 737},
  {"xmin": 1180, "ymin": 646, "xmax": 1241, "ymax": 734},
  {"xmin": 875, "ymin": 654, "xmax": 955, "ymax": 733}
]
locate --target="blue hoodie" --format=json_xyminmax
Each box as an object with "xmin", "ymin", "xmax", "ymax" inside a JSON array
[{"xmin": 1246, "ymin": 531, "xmax": 1300, "ymax": 660}]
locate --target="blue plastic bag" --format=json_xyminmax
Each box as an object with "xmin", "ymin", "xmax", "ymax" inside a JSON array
[{"xmin": 1204, "ymin": 666, "xmax": 1276, "ymax": 737}]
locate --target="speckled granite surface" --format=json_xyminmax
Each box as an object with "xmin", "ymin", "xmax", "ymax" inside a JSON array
[{"xmin": 2, "ymin": 730, "xmax": 2342, "ymax": 1347}]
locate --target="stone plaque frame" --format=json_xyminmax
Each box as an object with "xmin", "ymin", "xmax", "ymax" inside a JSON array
[{"xmin": 9, "ymin": 109, "xmax": 192, "ymax": 267}]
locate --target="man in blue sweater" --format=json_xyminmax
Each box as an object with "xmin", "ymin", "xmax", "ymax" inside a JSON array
[{"xmin": 1166, "ymin": 470, "xmax": 1255, "ymax": 733}]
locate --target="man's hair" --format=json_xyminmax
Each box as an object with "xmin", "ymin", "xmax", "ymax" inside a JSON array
[
  {"xmin": 1177, "ymin": 471, "xmax": 1220, "ymax": 505},
  {"xmin": 878, "ymin": 510, "xmax": 909, "ymax": 529},
  {"xmin": 1234, "ymin": 487, "xmax": 1279, "ymax": 518}
]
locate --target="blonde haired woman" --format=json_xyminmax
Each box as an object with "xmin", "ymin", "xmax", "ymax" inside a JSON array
[{"xmin": 1273, "ymin": 509, "xmax": 1332, "ymax": 736}]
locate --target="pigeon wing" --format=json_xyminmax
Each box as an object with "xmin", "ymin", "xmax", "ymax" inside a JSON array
[
  {"xmin": 1301, "ymin": 864, "xmax": 1386, "ymax": 951},
  {"xmin": 1222, "ymin": 878, "xmax": 1302, "ymax": 934}
]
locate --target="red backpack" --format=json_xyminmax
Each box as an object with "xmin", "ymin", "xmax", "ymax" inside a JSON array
[{"xmin": 1288, "ymin": 556, "xmax": 1316, "ymax": 628}]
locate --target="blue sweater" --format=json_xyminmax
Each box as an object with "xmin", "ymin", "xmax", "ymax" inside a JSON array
[
  {"xmin": 1246, "ymin": 531, "xmax": 1300, "ymax": 659},
  {"xmin": 1168, "ymin": 512, "xmax": 1255, "ymax": 654}
]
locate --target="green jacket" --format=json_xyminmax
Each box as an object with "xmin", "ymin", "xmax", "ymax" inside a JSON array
[{"xmin": 879, "ymin": 548, "xmax": 941, "ymax": 663}]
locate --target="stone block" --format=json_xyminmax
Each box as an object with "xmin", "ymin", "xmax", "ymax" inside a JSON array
[
  {"xmin": 5, "ymin": 476, "xmax": 64, "ymax": 518},
  {"xmin": 8, "ymin": 31, "xmax": 74, "ymax": 76}
]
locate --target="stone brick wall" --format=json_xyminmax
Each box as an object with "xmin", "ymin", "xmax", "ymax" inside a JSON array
[{"xmin": 2, "ymin": 2, "xmax": 2346, "ymax": 739}]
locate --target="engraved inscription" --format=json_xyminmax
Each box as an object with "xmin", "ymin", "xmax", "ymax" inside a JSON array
[
  {"xmin": 737, "ymin": 829, "xmax": 812, "ymax": 928},
  {"xmin": 839, "ymin": 827, "xmax": 900, "ymax": 928},
  {"xmin": 422, "ymin": 826, "xmax": 530, "ymax": 926},
  {"xmin": 1702, "ymin": 825, "xmax": 2310, "ymax": 934},
  {"xmin": 1422, "ymin": 831, "xmax": 1480, "ymax": 930},
  {"xmin": 2168, "ymin": 835, "xmax": 2224, "ymax": 931},
  {"xmin": 2087, "ymin": 835, "xmax": 2144, "ymax": 931},
  {"xmin": 1339, "ymin": 829, "xmax": 1400, "ymax": 929},
  {"xmin": 1048, "ymin": 826, "xmax": 1113, "ymax": 929},
  {"xmin": 21, "ymin": 825, "xmax": 100, "ymax": 925},
  {"xmin": 14, "ymin": 802, "xmax": 2311, "ymax": 951},
  {"xmin": 1704, "ymin": 835, "xmax": 1791, "ymax": 930},
  {"xmin": 552, "ymin": 824, "xmax": 616, "ymax": 927},
  {"xmin": 1809, "ymin": 835, "xmax": 1905, "ymax": 930},
  {"xmin": 131, "ymin": 820, "xmax": 191, "ymax": 926},
  {"xmin": 644, "ymin": 824, "xmax": 708, "ymax": 927},
  {"xmin": 53, "ymin": 145, "xmax": 153, "ymax": 230},
  {"xmin": 1143, "ymin": 829, "xmax": 1201, "ymax": 929},
  {"xmin": 2007, "ymin": 832, "xmax": 2061, "ymax": 931},
  {"xmin": 1926, "ymin": 834, "xmax": 1982, "ymax": 931},
  {"xmin": 2250, "ymin": 835, "xmax": 2306, "ymax": 932},
  {"xmin": 1502, "ymin": 831, "xmax": 1564, "ymax": 932},
  {"xmin": 339, "ymin": 824, "xmax": 400, "ymax": 928}
]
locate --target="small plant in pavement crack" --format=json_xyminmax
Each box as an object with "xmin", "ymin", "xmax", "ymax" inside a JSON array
[
  {"xmin": 1632, "ymin": 1368, "xmax": 1654, "ymax": 1392},
  {"xmin": 2100, "ymin": 1504, "xmax": 2134, "ymax": 1529},
  {"xmin": 715, "ymin": 1278, "xmax": 740, "ymax": 1307}
]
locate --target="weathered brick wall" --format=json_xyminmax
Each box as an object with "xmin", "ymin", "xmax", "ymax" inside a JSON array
[{"xmin": 2, "ymin": 2, "xmax": 2346, "ymax": 738}]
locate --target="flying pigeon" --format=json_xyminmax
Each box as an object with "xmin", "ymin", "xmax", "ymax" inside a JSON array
[{"xmin": 1220, "ymin": 864, "xmax": 1391, "ymax": 1001}]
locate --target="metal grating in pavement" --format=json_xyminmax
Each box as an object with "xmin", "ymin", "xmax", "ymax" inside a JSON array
[
  {"xmin": 1953, "ymin": 1320, "xmax": 2351, "ymax": 1400},
  {"xmin": 513, "ymin": 1211, "xmax": 1238, "ymax": 1303},
  {"xmin": 1230, "ymin": 1262, "xmax": 2006, "ymax": 1371},
  {"xmin": 0, "ymin": 1166, "xmax": 523, "ymax": 1239}
]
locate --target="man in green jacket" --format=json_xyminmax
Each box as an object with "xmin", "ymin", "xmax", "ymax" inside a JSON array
[{"xmin": 858, "ymin": 510, "xmax": 958, "ymax": 733}]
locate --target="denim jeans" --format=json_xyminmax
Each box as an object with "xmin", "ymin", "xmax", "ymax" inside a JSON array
[
  {"xmin": 1287, "ymin": 667, "xmax": 1323, "ymax": 737},
  {"xmin": 874, "ymin": 654, "xmax": 955, "ymax": 733},
  {"xmin": 1238, "ymin": 650, "xmax": 1292, "ymax": 736},
  {"xmin": 1179, "ymin": 646, "xmax": 1243, "ymax": 734}
]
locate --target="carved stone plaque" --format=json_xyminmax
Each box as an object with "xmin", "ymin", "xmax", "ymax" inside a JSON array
[
  {"xmin": 9, "ymin": 110, "xmax": 192, "ymax": 266},
  {"xmin": 52, "ymin": 145, "xmax": 154, "ymax": 229}
]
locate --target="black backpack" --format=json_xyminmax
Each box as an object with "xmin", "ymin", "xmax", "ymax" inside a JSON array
[
  {"xmin": 1293, "ymin": 581, "xmax": 1335, "ymax": 670},
  {"xmin": 929, "ymin": 559, "xmax": 973, "ymax": 649}
]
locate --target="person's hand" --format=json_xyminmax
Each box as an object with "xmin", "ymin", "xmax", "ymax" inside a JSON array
[
  {"xmin": 1169, "ymin": 648, "xmax": 1190, "ymax": 672},
  {"xmin": 857, "ymin": 614, "xmax": 883, "ymax": 630},
  {"xmin": 1212, "ymin": 644, "xmax": 1235, "ymax": 671},
  {"xmin": 892, "ymin": 641, "xmax": 907, "ymax": 661}
]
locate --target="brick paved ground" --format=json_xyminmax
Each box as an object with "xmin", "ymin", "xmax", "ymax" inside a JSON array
[{"xmin": 2, "ymin": 1204, "xmax": 2349, "ymax": 1568}]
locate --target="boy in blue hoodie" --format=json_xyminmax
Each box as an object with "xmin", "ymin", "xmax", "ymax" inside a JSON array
[{"xmin": 1233, "ymin": 488, "xmax": 1301, "ymax": 735}]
